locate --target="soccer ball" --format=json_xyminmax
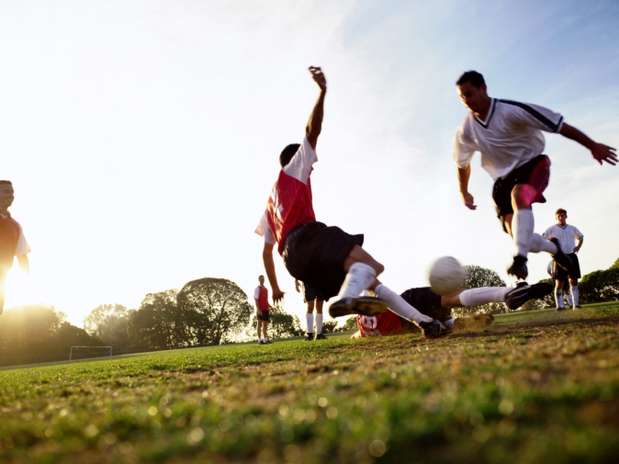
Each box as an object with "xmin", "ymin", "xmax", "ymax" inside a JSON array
[{"xmin": 428, "ymin": 256, "xmax": 466, "ymax": 296}]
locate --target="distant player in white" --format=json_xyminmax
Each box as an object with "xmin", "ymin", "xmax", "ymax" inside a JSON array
[
  {"xmin": 543, "ymin": 209, "xmax": 584, "ymax": 309},
  {"xmin": 453, "ymin": 71, "xmax": 616, "ymax": 280}
]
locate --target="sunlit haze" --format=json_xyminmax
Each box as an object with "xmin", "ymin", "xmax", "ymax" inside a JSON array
[{"xmin": 1, "ymin": 0, "xmax": 617, "ymax": 326}]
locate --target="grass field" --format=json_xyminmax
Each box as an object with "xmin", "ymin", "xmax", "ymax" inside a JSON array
[{"xmin": 1, "ymin": 303, "xmax": 619, "ymax": 463}]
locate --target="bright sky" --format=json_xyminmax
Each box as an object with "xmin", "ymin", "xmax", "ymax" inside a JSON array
[{"xmin": 1, "ymin": 0, "xmax": 617, "ymax": 326}]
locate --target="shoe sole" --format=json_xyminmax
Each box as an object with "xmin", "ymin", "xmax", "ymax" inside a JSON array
[
  {"xmin": 505, "ymin": 282, "xmax": 553, "ymax": 310},
  {"xmin": 328, "ymin": 296, "xmax": 388, "ymax": 318}
]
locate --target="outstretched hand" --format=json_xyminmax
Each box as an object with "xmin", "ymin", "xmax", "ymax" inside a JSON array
[
  {"xmin": 590, "ymin": 143, "xmax": 617, "ymax": 166},
  {"xmin": 308, "ymin": 66, "xmax": 326, "ymax": 91},
  {"xmin": 461, "ymin": 191, "xmax": 477, "ymax": 210},
  {"xmin": 272, "ymin": 288, "xmax": 285, "ymax": 302}
]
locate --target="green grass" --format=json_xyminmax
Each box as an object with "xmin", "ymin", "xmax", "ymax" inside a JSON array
[{"xmin": 2, "ymin": 303, "xmax": 619, "ymax": 463}]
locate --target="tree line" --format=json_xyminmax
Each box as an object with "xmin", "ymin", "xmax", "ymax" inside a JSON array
[{"xmin": 1, "ymin": 260, "xmax": 618, "ymax": 367}]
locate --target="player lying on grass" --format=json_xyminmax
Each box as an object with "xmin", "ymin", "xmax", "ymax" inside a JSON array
[
  {"xmin": 255, "ymin": 67, "xmax": 446, "ymax": 338},
  {"xmin": 351, "ymin": 281, "xmax": 552, "ymax": 338},
  {"xmin": 453, "ymin": 71, "xmax": 616, "ymax": 281}
]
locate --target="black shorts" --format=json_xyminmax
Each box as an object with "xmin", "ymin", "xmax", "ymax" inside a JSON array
[
  {"xmin": 552, "ymin": 253, "xmax": 581, "ymax": 280},
  {"xmin": 492, "ymin": 155, "xmax": 551, "ymax": 229},
  {"xmin": 303, "ymin": 282, "xmax": 319, "ymax": 303},
  {"xmin": 400, "ymin": 287, "xmax": 451, "ymax": 322},
  {"xmin": 283, "ymin": 222, "xmax": 364, "ymax": 301},
  {"xmin": 257, "ymin": 311, "xmax": 270, "ymax": 322}
]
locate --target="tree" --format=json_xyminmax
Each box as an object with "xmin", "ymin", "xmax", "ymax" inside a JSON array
[
  {"xmin": 0, "ymin": 305, "xmax": 101, "ymax": 366},
  {"xmin": 84, "ymin": 304, "xmax": 132, "ymax": 353},
  {"xmin": 129, "ymin": 289, "xmax": 194, "ymax": 351},
  {"xmin": 266, "ymin": 308, "xmax": 303, "ymax": 338},
  {"xmin": 177, "ymin": 278, "xmax": 252, "ymax": 345},
  {"xmin": 580, "ymin": 268, "xmax": 619, "ymax": 303},
  {"xmin": 610, "ymin": 258, "xmax": 619, "ymax": 270}
]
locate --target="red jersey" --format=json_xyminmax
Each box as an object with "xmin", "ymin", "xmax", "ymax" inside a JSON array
[
  {"xmin": 0, "ymin": 215, "xmax": 21, "ymax": 267},
  {"xmin": 256, "ymin": 138, "xmax": 317, "ymax": 254},
  {"xmin": 254, "ymin": 286, "xmax": 269, "ymax": 312},
  {"xmin": 356, "ymin": 311, "xmax": 406, "ymax": 337}
]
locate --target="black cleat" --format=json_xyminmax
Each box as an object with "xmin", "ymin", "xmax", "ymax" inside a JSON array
[
  {"xmin": 418, "ymin": 319, "xmax": 449, "ymax": 339},
  {"xmin": 504, "ymin": 282, "xmax": 553, "ymax": 310},
  {"xmin": 507, "ymin": 255, "xmax": 528, "ymax": 280},
  {"xmin": 549, "ymin": 237, "xmax": 571, "ymax": 272},
  {"xmin": 328, "ymin": 296, "xmax": 387, "ymax": 318},
  {"xmin": 315, "ymin": 333, "xmax": 327, "ymax": 340},
  {"xmin": 305, "ymin": 332, "xmax": 314, "ymax": 341}
]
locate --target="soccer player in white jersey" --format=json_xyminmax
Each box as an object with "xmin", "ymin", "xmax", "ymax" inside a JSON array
[
  {"xmin": 543, "ymin": 208, "xmax": 584, "ymax": 309},
  {"xmin": 256, "ymin": 67, "xmax": 447, "ymax": 338},
  {"xmin": 453, "ymin": 71, "xmax": 616, "ymax": 280}
]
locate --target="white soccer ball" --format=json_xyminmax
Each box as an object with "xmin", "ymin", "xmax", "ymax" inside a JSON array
[{"xmin": 428, "ymin": 256, "xmax": 466, "ymax": 296}]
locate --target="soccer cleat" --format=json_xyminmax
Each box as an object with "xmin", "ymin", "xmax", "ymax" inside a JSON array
[
  {"xmin": 549, "ymin": 237, "xmax": 571, "ymax": 272},
  {"xmin": 418, "ymin": 319, "xmax": 449, "ymax": 338},
  {"xmin": 504, "ymin": 281, "xmax": 553, "ymax": 310},
  {"xmin": 305, "ymin": 332, "xmax": 314, "ymax": 341},
  {"xmin": 315, "ymin": 333, "xmax": 327, "ymax": 340},
  {"xmin": 328, "ymin": 296, "xmax": 387, "ymax": 318},
  {"xmin": 507, "ymin": 255, "xmax": 528, "ymax": 280}
]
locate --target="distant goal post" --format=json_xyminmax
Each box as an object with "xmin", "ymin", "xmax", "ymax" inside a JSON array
[{"xmin": 69, "ymin": 345, "xmax": 113, "ymax": 360}]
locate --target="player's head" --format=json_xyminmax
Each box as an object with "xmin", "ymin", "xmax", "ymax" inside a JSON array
[
  {"xmin": 456, "ymin": 70, "xmax": 488, "ymax": 113},
  {"xmin": 258, "ymin": 275, "xmax": 265, "ymax": 285},
  {"xmin": 0, "ymin": 180, "xmax": 14, "ymax": 210},
  {"xmin": 555, "ymin": 208, "xmax": 567, "ymax": 225},
  {"xmin": 279, "ymin": 144, "xmax": 300, "ymax": 168}
]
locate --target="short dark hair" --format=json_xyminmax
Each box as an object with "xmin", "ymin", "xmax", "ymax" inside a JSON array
[
  {"xmin": 279, "ymin": 143, "xmax": 300, "ymax": 167},
  {"xmin": 556, "ymin": 208, "xmax": 567, "ymax": 216},
  {"xmin": 456, "ymin": 70, "xmax": 486, "ymax": 88}
]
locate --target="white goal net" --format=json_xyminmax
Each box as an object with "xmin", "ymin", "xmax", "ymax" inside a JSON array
[{"xmin": 69, "ymin": 345, "xmax": 113, "ymax": 360}]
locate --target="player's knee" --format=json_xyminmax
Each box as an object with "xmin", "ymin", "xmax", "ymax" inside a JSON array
[{"xmin": 511, "ymin": 184, "xmax": 537, "ymax": 208}]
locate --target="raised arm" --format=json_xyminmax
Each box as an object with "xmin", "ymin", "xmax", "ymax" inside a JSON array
[
  {"xmin": 559, "ymin": 123, "xmax": 617, "ymax": 166},
  {"xmin": 262, "ymin": 242, "xmax": 284, "ymax": 302},
  {"xmin": 305, "ymin": 66, "xmax": 327, "ymax": 150},
  {"xmin": 457, "ymin": 165, "xmax": 477, "ymax": 210}
]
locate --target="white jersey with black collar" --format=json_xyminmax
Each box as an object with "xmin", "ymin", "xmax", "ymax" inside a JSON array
[{"xmin": 453, "ymin": 98, "xmax": 564, "ymax": 180}]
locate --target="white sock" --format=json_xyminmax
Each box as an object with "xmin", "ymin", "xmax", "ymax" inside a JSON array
[
  {"xmin": 374, "ymin": 284, "xmax": 432, "ymax": 323},
  {"xmin": 555, "ymin": 289, "xmax": 564, "ymax": 308},
  {"xmin": 316, "ymin": 314, "xmax": 323, "ymax": 334},
  {"xmin": 528, "ymin": 233, "xmax": 558, "ymax": 254},
  {"xmin": 571, "ymin": 285, "xmax": 579, "ymax": 307},
  {"xmin": 513, "ymin": 208, "xmax": 534, "ymax": 257},
  {"xmin": 458, "ymin": 287, "xmax": 509, "ymax": 306},
  {"xmin": 306, "ymin": 313, "xmax": 314, "ymax": 333},
  {"xmin": 337, "ymin": 262, "xmax": 377, "ymax": 299}
]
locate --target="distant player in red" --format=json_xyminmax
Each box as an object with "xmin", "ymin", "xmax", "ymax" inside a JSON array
[
  {"xmin": 454, "ymin": 71, "xmax": 616, "ymax": 280},
  {"xmin": 254, "ymin": 275, "xmax": 271, "ymax": 344},
  {"xmin": 256, "ymin": 67, "xmax": 446, "ymax": 338},
  {"xmin": 0, "ymin": 181, "xmax": 30, "ymax": 315},
  {"xmin": 353, "ymin": 281, "xmax": 551, "ymax": 338}
]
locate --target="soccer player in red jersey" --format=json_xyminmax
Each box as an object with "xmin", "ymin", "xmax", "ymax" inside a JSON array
[
  {"xmin": 0, "ymin": 181, "xmax": 30, "ymax": 315},
  {"xmin": 256, "ymin": 67, "xmax": 446, "ymax": 338}
]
